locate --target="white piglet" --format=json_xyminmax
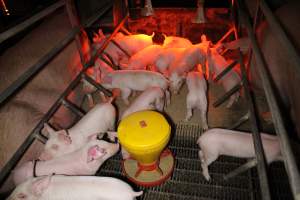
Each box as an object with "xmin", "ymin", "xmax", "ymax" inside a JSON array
[
  {"xmin": 185, "ymin": 72, "xmax": 208, "ymax": 130},
  {"xmin": 120, "ymin": 45, "xmax": 164, "ymax": 70},
  {"xmin": 7, "ymin": 175, "xmax": 143, "ymax": 200},
  {"xmin": 121, "ymin": 87, "xmax": 165, "ymax": 119},
  {"xmin": 39, "ymin": 102, "xmax": 116, "ymax": 160},
  {"xmin": 100, "ymin": 70, "xmax": 170, "ymax": 105},
  {"xmin": 206, "ymin": 48, "xmax": 241, "ymax": 108},
  {"xmin": 197, "ymin": 128, "xmax": 281, "ymax": 181},
  {"xmin": 13, "ymin": 139, "xmax": 119, "ymax": 185}
]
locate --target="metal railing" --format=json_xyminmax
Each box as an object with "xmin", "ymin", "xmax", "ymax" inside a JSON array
[
  {"xmin": 216, "ymin": 0, "xmax": 300, "ymax": 199},
  {"xmin": 0, "ymin": 0, "xmax": 129, "ymax": 188}
]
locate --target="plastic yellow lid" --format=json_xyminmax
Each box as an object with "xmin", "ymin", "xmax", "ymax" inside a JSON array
[{"xmin": 118, "ymin": 111, "xmax": 171, "ymax": 151}]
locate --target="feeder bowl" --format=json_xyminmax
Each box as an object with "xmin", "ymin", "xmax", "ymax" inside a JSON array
[{"xmin": 118, "ymin": 110, "xmax": 174, "ymax": 186}]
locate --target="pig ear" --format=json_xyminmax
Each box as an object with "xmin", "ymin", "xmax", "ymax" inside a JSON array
[
  {"xmin": 41, "ymin": 123, "xmax": 55, "ymax": 138},
  {"xmin": 31, "ymin": 175, "xmax": 52, "ymax": 197},
  {"xmin": 87, "ymin": 145, "xmax": 107, "ymax": 162},
  {"xmin": 58, "ymin": 131, "xmax": 72, "ymax": 145},
  {"xmin": 201, "ymin": 34, "xmax": 207, "ymax": 42}
]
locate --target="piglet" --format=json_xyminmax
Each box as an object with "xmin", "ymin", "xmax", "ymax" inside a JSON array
[
  {"xmin": 162, "ymin": 35, "xmax": 193, "ymax": 48},
  {"xmin": 39, "ymin": 102, "xmax": 116, "ymax": 160},
  {"xmin": 206, "ymin": 47, "xmax": 241, "ymax": 108},
  {"xmin": 197, "ymin": 128, "xmax": 281, "ymax": 181},
  {"xmin": 13, "ymin": 139, "xmax": 119, "ymax": 185},
  {"xmin": 120, "ymin": 45, "xmax": 164, "ymax": 70},
  {"xmin": 7, "ymin": 175, "xmax": 143, "ymax": 200},
  {"xmin": 121, "ymin": 87, "xmax": 165, "ymax": 119},
  {"xmin": 185, "ymin": 72, "xmax": 208, "ymax": 130},
  {"xmin": 100, "ymin": 70, "xmax": 170, "ymax": 105},
  {"xmin": 167, "ymin": 45, "xmax": 207, "ymax": 94}
]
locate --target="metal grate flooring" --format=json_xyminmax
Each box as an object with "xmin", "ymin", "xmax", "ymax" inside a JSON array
[{"xmin": 97, "ymin": 123, "xmax": 293, "ymax": 200}]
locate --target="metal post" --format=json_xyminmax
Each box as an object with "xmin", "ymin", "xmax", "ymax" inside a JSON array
[
  {"xmin": 239, "ymin": 49, "xmax": 271, "ymax": 200},
  {"xmin": 237, "ymin": 0, "xmax": 300, "ymax": 198}
]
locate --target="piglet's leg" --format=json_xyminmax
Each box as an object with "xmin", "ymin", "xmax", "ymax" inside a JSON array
[
  {"xmin": 185, "ymin": 106, "xmax": 193, "ymax": 121},
  {"xmin": 120, "ymin": 88, "xmax": 131, "ymax": 105},
  {"xmin": 199, "ymin": 150, "xmax": 211, "ymax": 181}
]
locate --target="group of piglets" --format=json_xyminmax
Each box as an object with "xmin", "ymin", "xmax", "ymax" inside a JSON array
[
  {"xmin": 86, "ymin": 30, "xmax": 243, "ymax": 132},
  {"xmin": 89, "ymin": 31, "xmax": 282, "ymax": 183},
  {"xmin": 9, "ymin": 102, "xmax": 143, "ymax": 200},
  {"xmin": 8, "ymin": 31, "xmax": 282, "ymax": 199}
]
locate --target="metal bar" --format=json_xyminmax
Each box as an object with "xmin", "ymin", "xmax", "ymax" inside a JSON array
[
  {"xmin": 224, "ymin": 158, "xmax": 257, "ymax": 181},
  {"xmin": 215, "ymin": 27, "xmax": 234, "ymax": 46},
  {"xmin": 229, "ymin": 111, "xmax": 250, "ymax": 130},
  {"xmin": 100, "ymin": 53, "xmax": 118, "ymax": 69},
  {"xmin": 121, "ymin": 26, "xmax": 132, "ymax": 35},
  {"xmin": 213, "ymin": 83, "xmax": 242, "ymax": 107},
  {"xmin": 237, "ymin": 0, "xmax": 300, "ymax": 198},
  {"xmin": 86, "ymin": 16, "xmax": 128, "ymax": 68},
  {"xmin": 259, "ymin": 0, "xmax": 300, "ymax": 78},
  {"xmin": 82, "ymin": 73, "xmax": 112, "ymax": 97},
  {"xmin": 62, "ymin": 99, "xmax": 85, "ymax": 117},
  {"xmin": 0, "ymin": 74, "xmax": 82, "ymax": 187},
  {"xmin": 238, "ymin": 49, "xmax": 271, "ymax": 200},
  {"xmin": 0, "ymin": 27, "xmax": 80, "ymax": 106},
  {"xmin": 214, "ymin": 60, "xmax": 238, "ymax": 82},
  {"xmin": 0, "ymin": 1, "xmax": 65, "ymax": 44},
  {"xmin": 34, "ymin": 134, "xmax": 48, "ymax": 144}
]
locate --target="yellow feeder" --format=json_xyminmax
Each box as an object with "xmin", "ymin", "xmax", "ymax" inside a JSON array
[{"xmin": 118, "ymin": 110, "xmax": 174, "ymax": 186}]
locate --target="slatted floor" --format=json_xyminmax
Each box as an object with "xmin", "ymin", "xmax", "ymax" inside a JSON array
[{"xmin": 96, "ymin": 123, "xmax": 293, "ymax": 200}]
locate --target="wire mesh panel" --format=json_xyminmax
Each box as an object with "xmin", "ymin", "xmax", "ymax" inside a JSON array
[{"xmin": 97, "ymin": 123, "xmax": 292, "ymax": 200}]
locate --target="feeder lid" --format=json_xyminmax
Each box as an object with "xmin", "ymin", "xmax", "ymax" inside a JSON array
[{"xmin": 118, "ymin": 110, "xmax": 171, "ymax": 151}]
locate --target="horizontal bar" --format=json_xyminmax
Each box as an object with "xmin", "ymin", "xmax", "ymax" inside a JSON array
[
  {"xmin": 110, "ymin": 39, "xmax": 131, "ymax": 57},
  {"xmin": 82, "ymin": 73, "xmax": 112, "ymax": 97},
  {"xmin": 259, "ymin": 0, "xmax": 300, "ymax": 78},
  {"xmin": 0, "ymin": 74, "xmax": 82, "ymax": 187},
  {"xmin": 86, "ymin": 16, "xmax": 128, "ymax": 68},
  {"xmin": 237, "ymin": 0, "xmax": 300, "ymax": 198},
  {"xmin": 0, "ymin": 27, "xmax": 80, "ymax": 107},
  {"xmin": 215, "ymin": 27, "xmax": 234, "ymax": 46},
  {"xmin": 213, "ymin": 83, "xmax": 242, "ymax": 107},
  {"xmin": 0, "ymin": 0, "xmax": 65, "ymax": 44},
  {"xmin": 224, "ymin": 158, "xmax": 257, "ymax": 181},
  {"xmin": 62, "ymin": 99, "xmax": 85, "ymax": 117},
  {"xmin": 229, "ymin": 111, "xmax": 250, "ymax": 130},
  {"xmin": 214, "ymin": 60, "xmax": 238, "ymax": 82}
]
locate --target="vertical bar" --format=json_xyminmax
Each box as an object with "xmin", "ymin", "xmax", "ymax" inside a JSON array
[
  {"xmin": 239, "ymin": 49, "xmax": 271, "ymax": 200},
  {"xmin": 237, "ymin": 0, "xmax": 300, "ymax": 198}
]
